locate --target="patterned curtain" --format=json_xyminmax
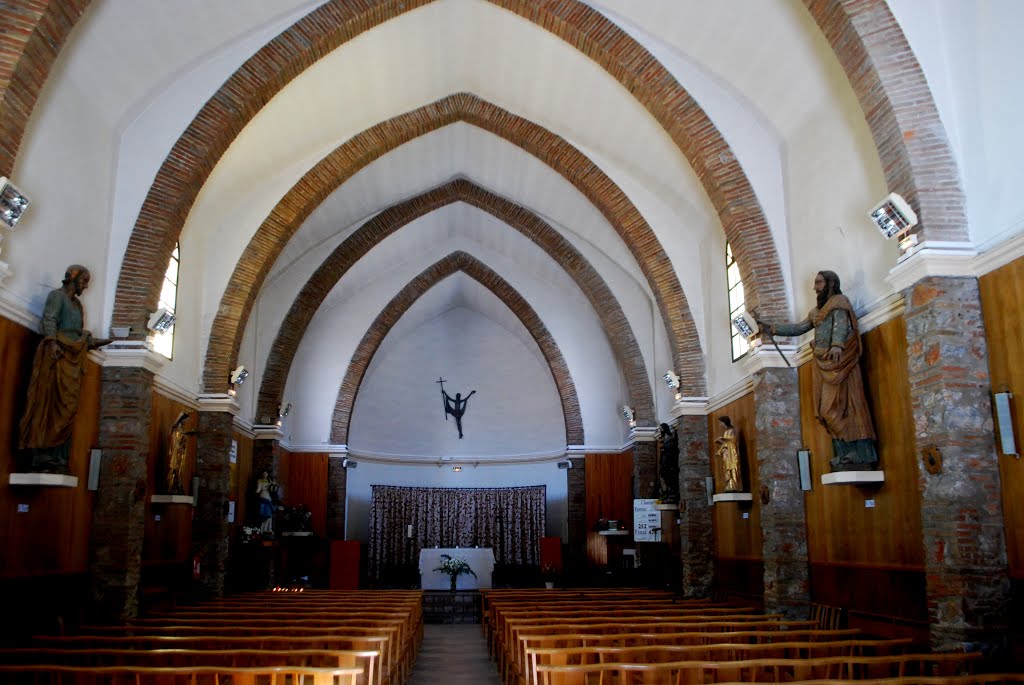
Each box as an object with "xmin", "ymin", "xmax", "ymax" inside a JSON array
[{"xmin": 368, "ymin": 485, "xmax": 546, "ymax": 579}]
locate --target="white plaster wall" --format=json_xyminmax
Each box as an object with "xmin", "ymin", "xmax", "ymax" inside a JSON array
[
  {"xmin": 5, "ymin": 61, "xmax": 114, "ymax": 335},
  {"xmin": 280, "ymin": 223, "xmax": 630, "ymax": 450},
  {"xmin": 350, "ymin": 305, "xmax": 564, "ymax": 458},
  {"xmin": 889, "ymin": 0, "xmax": 1024, "ymax": 249},
  {"xmin": 344, "ymin": 460, "xmax": 569, "ymax": 543}
]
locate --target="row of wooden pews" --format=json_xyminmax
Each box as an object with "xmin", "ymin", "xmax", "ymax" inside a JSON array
[
  {"xmin": 480, "ymin": 589, "xmax": 1022, "ymax": 685},
  {"xmin": 0, "ymin": 590, "xmax": 423, "ymax": 685}
]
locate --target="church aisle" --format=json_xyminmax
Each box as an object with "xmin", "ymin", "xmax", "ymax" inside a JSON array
[{"xmin": 407, "ymin": 623, "xmax": 501, "ymax": 685}]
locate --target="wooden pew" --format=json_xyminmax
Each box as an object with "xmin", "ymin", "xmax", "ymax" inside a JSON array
[
  {"xmin": 523, "ymin": 640, "xmax": 916, "ymax": 685},
  {"xmin": 0, "ymin": 664, "xmax": 364, "ymax": 685},
  {"xmin": 0, "ymin": 648, "xmax": 378, "ymax": 685},
  {"xmin": 533, "ymin": 654, "xmax": 987, "ymax": 685}
]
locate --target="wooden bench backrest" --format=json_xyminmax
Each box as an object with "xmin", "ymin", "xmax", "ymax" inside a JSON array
[{"xmin": 0, "ymin": 664, "xmax": 364, "ymax": 685}]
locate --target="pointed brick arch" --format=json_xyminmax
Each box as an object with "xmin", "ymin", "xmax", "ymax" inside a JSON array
[
  {"xmin": 254, "ymin": 178, "xmax": 656, "ymax": 429},
  {"xmin": 111, "ymin": 0, "xmax": 789, "ymax": 365},
  {"xmin": 804, "ymin": 0, "xmax": 966, "ymax": 242},
  {"xmin": 206, "ymin": 94, "xmax": 699, "ymax": 398},
  {"xmin": 330, "ymin": 250, "xmax": 582, "ymax": 445}
]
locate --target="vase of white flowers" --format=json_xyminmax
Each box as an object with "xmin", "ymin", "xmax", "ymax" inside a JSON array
[{"xmin": 433, "ymin": 553, "xmax": 477, "ymax": 591}]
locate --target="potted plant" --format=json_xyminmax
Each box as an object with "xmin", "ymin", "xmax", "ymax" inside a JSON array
[
  {"xmin": 433, "ymin": 553, "xmax": 477, "ymax": 591},
  {"xmin": 541, "ymin": 563, "xmax": 559, "ymax": 589}
]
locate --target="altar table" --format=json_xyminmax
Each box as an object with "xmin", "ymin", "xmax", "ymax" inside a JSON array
[{"xmin": 418, "ymin": 547, "xmax": 495, "ymax": 590}]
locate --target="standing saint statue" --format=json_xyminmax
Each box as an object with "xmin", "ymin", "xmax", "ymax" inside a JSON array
[
  {"xmin": 166, "ymin": 410, "xmax": 198, "ymax": 495},
  {"xmin": 757, "ymin": 270, "xmax": 878, "ymax": 471},
  {"xmin": 714, "ymin": 416, "xmax": 742, "ymax": 493},
  {"xmin": 18, "ymin": 265, "xmax": 111, "ymax": 474},
  {"xmin": 657, "ymin": 422, "xmax": 680, "ymax": 503}
]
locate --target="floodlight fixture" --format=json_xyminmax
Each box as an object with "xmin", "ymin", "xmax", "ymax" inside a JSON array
[
  {"xmin": 0, "ymin": 177, "xmax": 30, "ymax": 229},
  {"xmin": 147, "ymin": 307, "xmax": 175, "ymax": 333}
]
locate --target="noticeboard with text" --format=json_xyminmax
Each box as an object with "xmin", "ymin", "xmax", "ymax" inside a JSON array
[{"xmin": 633, "ymin": 498, "xmax": 661, "ymax": 542}]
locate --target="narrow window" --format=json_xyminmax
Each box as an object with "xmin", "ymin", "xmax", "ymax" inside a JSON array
[
  {"xmin": 726, "ymin": 242, "xmax": 749, "ymax": 361},
  {"xmin": 152, "ymin": 243, "xmax": 179, "ymax": 359}
]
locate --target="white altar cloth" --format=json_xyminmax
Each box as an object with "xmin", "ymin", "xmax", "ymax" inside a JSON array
[{"xmin": 418, "ymin": 547, "xmax": 495, "ymax": 590}]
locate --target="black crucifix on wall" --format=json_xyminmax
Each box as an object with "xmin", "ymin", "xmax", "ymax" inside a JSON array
[{"xmin": 436, "ymin": 377, "xmax": 476, "ymax": 439}]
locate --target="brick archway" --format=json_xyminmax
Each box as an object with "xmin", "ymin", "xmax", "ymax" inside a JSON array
[
  {"xmin": 330, "ymin": 250, "xmax": 583, "ymax": 445},
  {"xmin": 206, "ymin": 94, "xmax": 699, "ymax": 398},
  {"xmin": 803, "ymin": 0, "xmax": 966, "ymax": 243},
  {"xmin": 111, "ymin": 0, "xmax": 789, "ymax": 358},
  {"xmin": 253, "ymin": 178, "xmax": 656, "ymax": 429}
]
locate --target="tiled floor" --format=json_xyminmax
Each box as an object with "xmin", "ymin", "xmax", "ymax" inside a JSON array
[{"xmin": 407, "ymin": 624, "xmax": 501, "ymax": 685}]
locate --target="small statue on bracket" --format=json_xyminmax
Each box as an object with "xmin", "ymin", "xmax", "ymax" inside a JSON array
[
  {"xmin": 656, "ymin": 422, "xmax": 680, "ymax": 503},
  {"xmin": 714, "ymin": 416, "xmax": 742, "ymax": 493},
  {"xmin": 166, "ymin": 410, "xmax": 198, "ymax": 495}
]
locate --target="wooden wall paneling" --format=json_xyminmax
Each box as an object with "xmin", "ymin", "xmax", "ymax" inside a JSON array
[
  {"xmin": 584, "ymin": 451, "xmax": 633, "ymax": 568},
  {"xmin": 0, "ymin": 315, "xmax": 98, "ymax": 577},
  {"xmin": 707, "ymin": 393, "xmax": 761, "ymax": 562},
  {"xmin": 284, "ymin": 451, "xmax": 328, "ymax": 537},
  {"xmin": 979, "ymin": 255, "xmax": 1024, "ymax": 579},
  {"xmin": 801, "ymin": 315, "xmax": 924, "ymax": 619}
]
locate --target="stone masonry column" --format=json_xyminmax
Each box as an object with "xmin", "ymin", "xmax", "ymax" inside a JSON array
[
  {"xmin": 193, "ymin": 396, "xmax": 236, "ymax": 598},
  {"xmin": 753, "ymin": 363, "xmax": 810, "ymax": 619},
  {"xmin": 631, "ymin": 427, "xmax": 659, "ymax": 499},
  {"xmin": 566, "ymin": 452, "xmax": 586, "ymax": 576},
  {"xmin": 91, "ymin": 354, "xmax": 160, "ymax": 622},
  {"xmin": 326, "ymin": 452, "xmax": 347, "ymax": 539},
  {"xmin": 902, "ymin": 276, "xmax": 1009, "ymax": 652},
  {"xmin": 675, "ymin": 407, "xmax": 713, "ymax": 598}
]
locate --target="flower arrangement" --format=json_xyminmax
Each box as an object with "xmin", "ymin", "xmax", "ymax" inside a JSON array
[
  {"xmin": 433, "ymin": 553, "xmax": 477, "ymax": 590},
  {"xmin": 240, "ymin": 526, "xmax": 262, "ymax": 543}
]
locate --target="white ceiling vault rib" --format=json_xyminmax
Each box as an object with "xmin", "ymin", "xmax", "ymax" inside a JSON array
[{"xmin": 12, "ymin": 0, "xmax": 983, "ymax": 459}]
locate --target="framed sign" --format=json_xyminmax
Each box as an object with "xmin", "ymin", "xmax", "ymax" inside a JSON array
[{"xmin": 633, "ymin": 498, "xmax": 661, "ymax": 542}]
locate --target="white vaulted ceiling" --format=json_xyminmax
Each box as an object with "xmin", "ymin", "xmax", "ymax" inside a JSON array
[{"xmin": 7, "ymin": 0, "xmax": 1022, "ymax": 460}]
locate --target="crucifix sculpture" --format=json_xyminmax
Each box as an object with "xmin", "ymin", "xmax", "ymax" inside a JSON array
[{"xmin": 437, "ymin": 377, "xmax": 476, "ymax": 439}]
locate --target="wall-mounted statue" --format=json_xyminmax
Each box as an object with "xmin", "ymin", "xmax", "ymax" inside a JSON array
[
  {"xmin": 255, "ymin": 470, "xmax": 281, "ymax": 535},
  {"xmin": 714, "ymin": 416, "xmax": 742, "ymax": 493},
  {"xmin": 758, "ymin": 270, "xmax": 878, "ymax": 471},
  {"xmin": 166, "ymin": 410, "xmax": 198, "ymax": 495},
  {"xmin": 18, "ymin": 265, "xmax": 111, "ymax": 474},
  {"xmin": 657, "ymin": 422, "xmax": 680, "ymax": 503},
  {"xmin": 437, "ymin": 377, "xmax": 476, "ymax": 439}
]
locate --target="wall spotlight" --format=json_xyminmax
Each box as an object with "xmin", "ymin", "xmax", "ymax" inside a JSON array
[
  {"xmin": 0, "ymin": 177, "xmax": 30, "ymax": 229},
  {"xmin": 147, "ymin": 307, "xmax": 175, "ymax": 333},
  {"xmin": 621, "ymin": 405, "xmax": 636, "ymax": 428},
  {"xmin": 342, "ymin": 457, "xmax": 357, "ymax": 469},
  {"xmin": 452, "ymin": 466, "xmax": 462, "ymax": 472},
  {"xmin": 870, "ymin": 192, "xmax": 919, "ymax": 251},
  {"xmin": 230, "ymin": 365, "xmax": 249, "ymax": 386},
  {"xmin": 731, "ymin": 311, "xmax": 757, "ymax": 339},
  {"xmin": 276, "ymin": 402, "xmax": 292, "ymax": 427},
  {"xmin": 556, "ymin": 460, "xmax": 573, "ymax": 470},
  {"xmin": 662, "ymin": 370, "xmax": 680, "ymax": 390}
]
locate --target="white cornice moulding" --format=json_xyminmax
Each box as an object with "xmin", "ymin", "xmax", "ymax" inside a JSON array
[
  {"xmin": 741, "ymin": 340, "xmax": 801, "ymax": 374},
  {"xmin": 705, "ymin": 378, "xmax": 754, "ymax": 414},
  {"xmin": 288, "ymin": 442, "xmax": 346, "ymax": 453},
  {"xmin": 153, "ymin": 375, "xmax": 200, "ymax": 409},
  {"xmin": 856, "ymin": 292, "xmax": 905, "ymax": 334},
  {"xmin": 671, "ymin": 397, "xmax": 709, "ymax": 418},
  {"xmin": 346, "ymin": 445, "xmax": 571, "ymax": 464},
  {"xmin": 0, "ymin": 285, "xmax": 40, "ymax": 331},
  {"xmin": 197, "ymin": 393, "xmax": 239, "ymax": 416},
  {"xmin": 628, "ymin": 426, "xmax": 659, "ymax": 443},
  {"xmin": 98, "ymin": 342, "xmax": 168, "ymax": 375},
  {"xmin": 252, "ymin": 424, "xmax": 283, "ymax": 441},
  {"xmin": 972, "ymin": 231, "xmax": 1024, "ymax": 277},
  {"xmin": 887, "ymin": 241, "xmax": 977, "ymax": 292},
  {"xmin": 328, "ymin": 450, "xmax": 350, "ymax": 458},
  {"xmin": 233, "ymin": 415, "xmax": 255, "ymax": 438}
]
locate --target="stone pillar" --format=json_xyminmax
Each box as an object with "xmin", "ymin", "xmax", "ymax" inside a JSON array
[
  {"xmin": 193, "ymin": 400, "xmax": 235, "ymax": 598},
  {"xmin": 566, "ymin": 454, "xmax": 586, "ymax": 575},
  {"xmin": 753, "ymin": 366, "xmax": 810, "ymax": 619},
  {"xmin": 326, "ymin": 453, "xmax": 347, "ymax": 539},
  {"xmin": 90, "ymin": 363, "xmax": 155, "ymax": 622},
  {"xmin": 904, "ymin": 276, "xmax": 1009, "ymax": 652},
  {"xmin": 676, "ymin": 411, "xmax": 713, "ymax": 598},
  {"xmin": 632, "ymin": 427, "xmax": 659, "ymax": 499}
]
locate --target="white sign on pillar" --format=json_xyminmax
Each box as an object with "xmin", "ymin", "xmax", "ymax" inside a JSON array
[{"xmin": 633, "ymin": 498, "xmax": 661, "ymax": 542}]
